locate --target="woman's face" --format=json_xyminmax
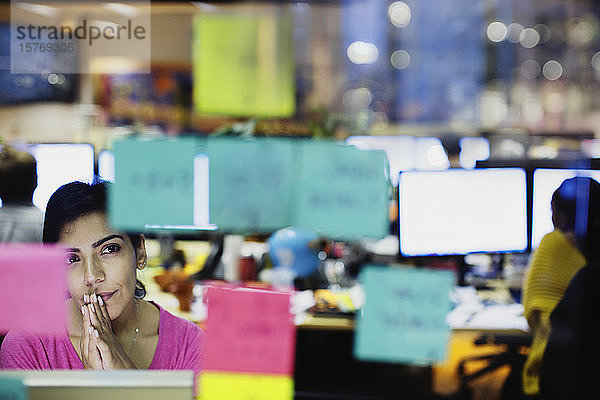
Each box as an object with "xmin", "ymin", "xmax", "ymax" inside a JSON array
[{"xmin": 59, "ymin": 211, "xmax": 145, "ymax": 320}]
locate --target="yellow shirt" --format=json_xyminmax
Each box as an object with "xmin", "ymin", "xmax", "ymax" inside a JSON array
[{"xmin": 522, "ymin": 229, "xmax": 586, "ymax": 395}]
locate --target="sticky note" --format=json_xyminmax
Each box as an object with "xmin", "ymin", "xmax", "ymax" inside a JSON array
[
  {"xmin": 295, "ymin": 141, "xmax": 389, "ymax": 239},
  {"xmin": 207, "ymin": 138, "xmax": 295, "ymax": 233},
  {"xmin": 207, "ymin": 138, "xmax": 390, "ymax": 239},
  {"xmin": 200, "ymin": 372, "xmax": 293, "ymax": 400},
  {"xmin": 204, "ymin": 287, "xmax": 295, "ymax": 375},
  {"xmin": 0, "ymin": 376, "xmax": 27, "ymax": 400},
  {"xmin": 193, "ymin": 12, "xmax": 295, "ymax": 117},
  {"xmin": 355, "ymin": 266, "xmax": 454, "ymax": 364},
  {"xmin": 0, "ymin": 244, "xmax": 67, "ymax": 335},
  {"xmin": 108, "ymin": 137, "xmax": 204, "ymax": 230}
]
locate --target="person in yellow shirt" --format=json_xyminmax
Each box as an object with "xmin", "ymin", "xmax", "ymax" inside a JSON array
[{"xmin": 521, "ymin": 176, "xmax": 600, "ymax": 398}]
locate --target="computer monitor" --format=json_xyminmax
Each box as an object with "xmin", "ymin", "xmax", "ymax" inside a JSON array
[
  {"xmin": 398, "ymin": 168, "xmax": 528, "ymax": 256},
  {"xmin": 32, "ymin": 143, "xmax": 95, "ymax": 213},
  {"xmin": 0, "ymin": 143, "xmax": 95, "ymax": 211},
  {"xmin": 531, "ymin": 168, "xmax": 600, "ymax": 248},
  {"xmin": 346, "ymin": 135, "xmax": 415, "ymax": 186},
  {"xmin": 459, "ymin": 137, "xmax": 490, "ymax": 169},
  {"xmin": 97, "ymin": 149, "xmax": 115, "ymax": 182},
  {"xmin": 0, "ymin": 370, "xmax": 194, "ymax": 400},
  {"xmin": 413, "ymin": 137, "xmax": 450, "ymax": 170}
]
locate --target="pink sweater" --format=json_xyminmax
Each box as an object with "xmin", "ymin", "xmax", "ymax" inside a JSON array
[{"xmin": 0, "ymin": 302, "xmax": 203, "ymax": 388}]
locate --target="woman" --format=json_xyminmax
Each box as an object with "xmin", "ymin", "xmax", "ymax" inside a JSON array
[
  {"xmin": 521, "ymin": 176, "xmax": 600, "ymax": 398},
  {"xmin": 0, "ymin": 181, "xmax": 203, "ymax": 380},
  {"xmin": 539, "ymin": 177, "xmax": 600, "ymax": 399}
]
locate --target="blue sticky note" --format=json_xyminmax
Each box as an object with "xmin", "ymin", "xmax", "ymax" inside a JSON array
[
  {"xmin": 207, "ymin": 137, "xmax": 296, "ymax": 232},
  {"xmin": 355, "ymin": 266, "xmax": 454, "ymax": 364},
  {"xmin": 109, "ymin": 137, "xmax": 204, "ymax": 230},
  {"xmin": 0, "ymin": 376, "xmax": 27, "ymax": 400},
  {"xmin": 294, "ymin": 141, "xmax": 389, "ymax": 239}
]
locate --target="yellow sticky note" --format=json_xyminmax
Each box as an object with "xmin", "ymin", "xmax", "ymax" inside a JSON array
[
  {"xmin": 199, "ymin": 372, "xmax": 293, "ymax": 400},
  {"xmin": 192, "ymin": 11, "xmax": 295, "ymax": 117}
]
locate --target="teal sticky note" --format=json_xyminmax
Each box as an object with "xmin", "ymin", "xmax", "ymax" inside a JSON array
[
  {"xmin": 294, "ymin": 141, "xmax": 389, "ymax": 239},
  {"xmin": 0, "ymin": 376, "xmax": 27, "ymax": 400},
  {"xmin": 207, "ymin": 137, "xmax": 296, "ymax": 232},
  {"xmin": 109, "ymin": 137, "xmax": 202, "ymax": 230},
  {"xmin": 355, "ymin": 266, "xmax": 454, "ymax": 364}
]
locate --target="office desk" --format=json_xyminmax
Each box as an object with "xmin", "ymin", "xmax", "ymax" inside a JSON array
[{"xmin": 141, "ymin": 269, "xmax": 529, "ymax": 399}]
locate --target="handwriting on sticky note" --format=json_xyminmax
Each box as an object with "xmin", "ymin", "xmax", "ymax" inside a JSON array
[
  {"xmin": 201, "ymin": 372, "xmax": 293, "ymax": 400},
  {"xmin": 295, "ymin": 142, "xmax": 389, "ymax": 239},
  {"xmin": 354, "ymin": 266, "xmax": 454, "ymax": 364},
  {"xmin": 204, "ymin": 287, "xmax": 295, "ymax": 375},
  {"xmin": 207, "ymin": 138, "xmax": 389, "ymax": 239},
  {"xmin": 109, "ymin": 137, "xmax": 202, "ymax": 230},
  {"xmin": 0, "ymin": 244, "xmax": 67, "ymax": 335},
  {"xmin": 207, "ymin": 138, "xmax": 295, "ymax": 232}
]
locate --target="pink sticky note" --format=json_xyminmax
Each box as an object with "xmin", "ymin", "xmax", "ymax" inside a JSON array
[
  {"xmin": 204, "ymin": 286, "xmax": 296, "ymax": 375},
  {"xmin": 0, "ymin": 244, "xmax": 67, "ymax": 335}
]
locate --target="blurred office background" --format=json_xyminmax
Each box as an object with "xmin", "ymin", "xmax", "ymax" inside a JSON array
[
  {"xmin": 0, "ymin": 0, "xmax": 599, "ymax": 151},
  {"xmin": 2, "ymin": 1, "xmax": 600, "ymax": 399}
]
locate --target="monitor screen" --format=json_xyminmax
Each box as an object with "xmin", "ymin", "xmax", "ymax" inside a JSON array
[
  {"xmin": 346, "ymin": 135, "xmax": 415, "ymax": 186},
  {"xmin": 32, "ymin": 143, "xmax": 95, "ymax": 213},
  {"xmin": 0, "ymin": 370, "xmax": 193, "ymax": 400},
  {"xmin": 0, "ymin": 143, "xmax": 95, "ymax": 211},
  {"xmin": 459, "ymin": 137, "xmax": 490, "ymax": 169},
  {"xmin": 413, "ymin": 137, "xmax": 450, "ymax": 170},
  {"xmin": 532, "ymin": 168, "xmax": 600, "ymax": 248},
  {"xmin": 98, "ymin": 149, "xmax": 115, "ymax": 182},
  {"xmin": 398, "ymin": 168, "xmax": 528, "ymax": 256}
]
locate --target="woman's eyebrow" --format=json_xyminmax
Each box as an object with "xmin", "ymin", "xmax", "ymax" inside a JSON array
[{"xmin": 91, "ymin": 234, "xmax": 125, "ymax": 249}]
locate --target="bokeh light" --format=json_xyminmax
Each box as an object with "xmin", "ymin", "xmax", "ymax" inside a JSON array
[
  {"xmin": 507, "ymin": 23, "xmax": 524, "ymax": 43},
  {"xmin": 347, "ymin": 41, "xmax": 379, "ymax": 64},
  {"xmin": 519, "ymin": 28, "xmax": 540, "ymax": 48},
  {"xmin": 487, "ymin": 22, "xmax": 508, "ymax": 42},
  {"xmin": 521, "ymin": 59, "xmax": 540, "ymax": 79},
  {"xmin": 534, "ymin": 24, "xmax": 552, "ymax": 44},
  {"xmin": 390, "ymin": 49, "xmax": 411, "ymax": 70},
  {"xmin": 591, "ymin": 51, "xmax": 600, "ymax": 71},
  {"xmin": 542, "ymin": 60, "xmax": 563, "ymax": 80},
  {"xmin": 388, "ymin": 2, "xmax": 411, "ymax": 28}
]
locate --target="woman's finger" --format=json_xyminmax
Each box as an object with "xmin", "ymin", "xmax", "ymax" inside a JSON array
[
  {"xmin": 96, "ymin": 294, "xmax": 111, "ymax": 324},
  {"xmin": 87, "ymin": 303, "xmax": 99, "ymax": 329},
  {"xmin": 90, "ymin": 294, "xmax": 111, "ymax": 335}
]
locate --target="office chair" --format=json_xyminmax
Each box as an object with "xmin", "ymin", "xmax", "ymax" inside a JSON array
[
  {"xmin": 457, "ymin": 332, "xmax": 532, "ymax": 400},
  {"xmin": 190, "ymin": 234, "xmax": 224, "ymax": 281}
]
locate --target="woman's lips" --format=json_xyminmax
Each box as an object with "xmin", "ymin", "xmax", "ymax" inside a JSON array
[{"xmin": 98, "ymin": 291, "xmax": 116, "ymax": 302}]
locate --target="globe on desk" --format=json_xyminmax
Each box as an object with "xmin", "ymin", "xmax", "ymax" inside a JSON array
[{"xmin": 267, "ymin": 227, "xmax": 319, "ymax": 282}]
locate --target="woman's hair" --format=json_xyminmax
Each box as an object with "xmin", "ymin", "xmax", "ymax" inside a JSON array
[
  {"xmin": 552, "ymin": 176, "xmax": 600, "ymax": 265},
  {"xmin": 43, "ymin": 181, "xmax": 146, "ymax": 298},
  {"xmin": 0, "ymin": 144, "xmax": 37, "ymax": 203}
]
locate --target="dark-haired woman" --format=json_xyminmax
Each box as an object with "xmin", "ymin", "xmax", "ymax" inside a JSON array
[{"xmin": 0, "ymin": 181, "xmax": 203, "ymax": 390}]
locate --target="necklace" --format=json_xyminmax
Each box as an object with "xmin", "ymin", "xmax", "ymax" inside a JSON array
[{"xmin": 129, "ymin": 299, "xmax": 140, "ymax": 354}]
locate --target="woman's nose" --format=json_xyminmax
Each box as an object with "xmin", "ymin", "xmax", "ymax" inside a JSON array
[{"xmin": 84, "ymin": 257, "xmax": 105, "ymax": 286}]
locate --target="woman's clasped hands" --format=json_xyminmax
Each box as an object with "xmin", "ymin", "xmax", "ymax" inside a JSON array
[{"xmin": 80, "ymin": 293, "xmax": 136, "ymax": 370}]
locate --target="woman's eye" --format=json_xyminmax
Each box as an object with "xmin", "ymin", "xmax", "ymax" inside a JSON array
[
  {"xmin": 101, "ymin": 243, "xmax": 121, "ymax": 255},
  {"xmin": 66, "ymin": 254, "xmax": 80, "ymax": 264}
]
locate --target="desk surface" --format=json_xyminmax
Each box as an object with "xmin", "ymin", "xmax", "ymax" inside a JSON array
[{"xmin": 141, "ymin": 267, "xmax": 529, "ymax": 333}]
